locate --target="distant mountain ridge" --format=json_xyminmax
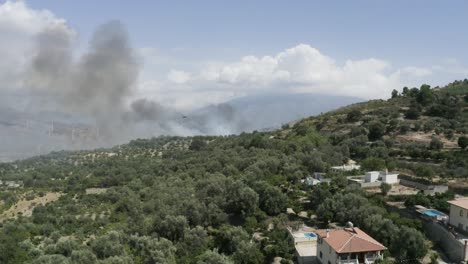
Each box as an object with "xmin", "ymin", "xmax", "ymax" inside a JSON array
[
  {"xmin": 191, "ymin": 93, "xmax": 364, "ymax": 132},
  {"xmin": 0, "ymin": 92, "xmax": 363, "ymax": 161}
]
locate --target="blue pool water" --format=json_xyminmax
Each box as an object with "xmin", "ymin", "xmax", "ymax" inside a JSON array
[
  {"xmin": 422, "ymin": 209, "xmax": 446, "ymax": 217},
  {"xmin": 304, "ymin": 232, "xmax": 316, "ymax": 238}
]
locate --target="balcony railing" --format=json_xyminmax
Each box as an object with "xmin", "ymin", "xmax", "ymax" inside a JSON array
[
  {"xmin": 337, "ymin": 255, "xmax": 382, "ymax": 264},
  {"xmin": 338, "ymin": 259, "xmax": 358, "ymax": 264},
  {"xmin": 365, "ymin": 256, "xmax": 382, "ymax": 264}
]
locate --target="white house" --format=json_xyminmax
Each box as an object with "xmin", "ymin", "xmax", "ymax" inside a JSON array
[
  {"xmin": 364, "ymin": 170, "xmax": 398, "ymax": 184},
  {"xmin": 315, "ymin": 227, "xmax": 386, "ymax": 264},
  {"xmin": 448, "ymin": 197, "xmax": 468, "ymax": 232},
  {"xmin": 364, "ymin": 171, "xmax": 380, "ymax": 183},
  {"xmin": 380, "ymin": 171, "xmax": 399, "ymax": 184},
  {"xmin": 348, "ymin": 170, "xmax": 399, "ymax": 189}
]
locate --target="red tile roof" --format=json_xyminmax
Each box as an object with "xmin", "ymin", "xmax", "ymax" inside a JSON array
[{"xmin": 315, "ymin": 228, "xmax": 387, "ymax": 253}]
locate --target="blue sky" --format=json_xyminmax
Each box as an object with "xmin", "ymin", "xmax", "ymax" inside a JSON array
[
  {"xmin": 1, "ymin": 0, "xmax": 468, "ymax": 109},
  {"xmin": 25, "ymin": 0, "xmax": 468, "ymax": 64}
]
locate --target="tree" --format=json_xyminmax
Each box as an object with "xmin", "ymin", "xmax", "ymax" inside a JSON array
[
  {"xmin": 128, "ymin": 236, "xmax": 176, "ymax": 263},
  {"xmin": 33, "ymin": 255, "xmax": 71, "ymax": 264},
  {"xmin": 458, "ymin": 136, "xmax": 468, "ymax": 149},
  {"xmin": 257, "ymin": 184, "xmax": 287, "ymax": 215},
  {"xmin": 346, "ymin": 109, "xmax": 362, "ymax": 122},
  {"xmin": 71, "ymin": 250, "xmax": 98, "ymax": 264},
  {"xmin": 399, "ymin": 123, "xmax": 410, "ymax": 134},
  {"xmin": 225, "ymin": 181, "xmax": 258, "ymax": 217},
  {"xmin": 99, "ymin": 256, "xmax": 134, "ymax": 264},
  {"xmin": 176, "ymin": 227, "xmax": 209, "ymax": 260},
  {"xmin": 445, "ymin": 129, "xmax": 454, "ymax": 140},
  {"xmin": 153, "ymin": 215, "xmax": 188, "ymax": 241},
  {"xmin": 0, "ymin": 222, "xmax": 30, "ymax": 263},
  {"xmin": 368, "ymin": 121, "xmax": 385, "ymax": 141},
  {"xmin": 293, "ymin": 123, "xmax": 309, "ymax": 136},
  {"xmin": 408, "ymin": 87, "xmax": 420, "ymax": 97},
  {"xmin": 402, "ymin": 87, "xmax": 409, "ymax": 96},
  {"xmin": 405, "ymin": 106, "xmax": 421, "ymax": 120},
  {"xmin": 361, "ymin": 157, "xmax": 386, "ymax": 171},
  {"xmin": 232, "ymin": 241, "xmax": 264, "ymax": 264},
  {"xmin": 214, "ymin": 225, "xmax": 249, "ymax": 255},
  {"xmin": 393, "ymin": 226, "xmax": 427, "ymax": 261},
  {"xmin": 423, "ymin": 121, "xmax": 436, "ymax": 132},
  {"xmin": 196, "ymin": 250, "xmax": 233, "ymax": 264},
  {"xmin": 189, "ymin": 137, "xmax": 207, "ymax": 151},
  {"xmin": 415, "ymin": 165, "xmax": 434, "ymax": 179},
  {"xmin": 429, "ymin": 137, "xmax": 443, "ymax": 150},
  {"xmin": 309, "ymin": 184, "xmax": 332, "ymax": 210},
  {"xmin": 417, "ymin": 84, "xmax": 434, "ymax": 106},
  {"xmin": 387, "ymin": 119, "xmax": 399, "ymax": 132},
  {"xmin": 90, "ymin": 231, "xmax": 124, "ymax": 259},
  {"xmin": 380, "ymin": 183, "xmax": 391, "ymax": 196},
  {"xmin": 391, "ymin": 89, "xmax": 399, "ymax": 98}
]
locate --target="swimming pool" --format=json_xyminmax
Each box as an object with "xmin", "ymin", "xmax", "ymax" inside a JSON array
[
  {"xmin": 422, "ymin": 209, "xmax": 447, "ymax": 217},
  {"xmin": 304, "ymin": 232, "xmax": 317, "ymax": 238}
]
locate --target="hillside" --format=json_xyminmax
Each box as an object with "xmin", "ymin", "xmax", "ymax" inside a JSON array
[
  {"xmin": 292, "ymin": 80, "xmax": 468, "ymax": 181},
  {"xmin": 0, "ymin": 80, "xmax": 466, "ymax": 263},
  {"xmin": 191, "ymin": 93, "xmax": 363, "ymax": 133}
]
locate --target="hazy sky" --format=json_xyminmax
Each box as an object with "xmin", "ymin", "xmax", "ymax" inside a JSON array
[{"xmin": 1, "ymin": 0, "xmax": 468, "ymax": 110}]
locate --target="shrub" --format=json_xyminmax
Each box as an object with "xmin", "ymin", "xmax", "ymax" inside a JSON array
[
  {"xmin": 368, "ymin": 121, "xmax": 385, "ymax": 141},
  {"xmin": 346, "ymin": 109, "xmax": 362, "ymax": 122}
]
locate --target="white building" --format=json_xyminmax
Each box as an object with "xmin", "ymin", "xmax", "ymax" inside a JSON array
[
  {"xmin": 448, "ymin": 197, "xmax": 468, "ymax": 232},
  {"xmin": 315, "ymin": 227, "xmax": 386, "ymax": 264},
  {"xmin": 365, "ymin": 170, "xmax": 399, "ymax": 184},
  {"xmin": 364, "ymin": 171, "xmax": 380, "ymax": 183},
  {"xmin": 380, "ymin": 171, "xmax": 399, "ymax": 184}
]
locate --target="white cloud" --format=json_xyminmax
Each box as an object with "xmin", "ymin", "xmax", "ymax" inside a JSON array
[
  {"xmin": 158, "ymin": 45, "xmax": 462, "ymax": 109},
  {"xmin": 0, "ymin": 1, "xmax": 69, "ymax": 34},
  {"xmin": 167, "ymin": 70, "xmax": 191, "ymax": 84},
  {"xmin": 0, "ymin": 1, "xmax": 73, "ymax": 94},
  {"xmin": 160, "ymin": 44, "xmax": 401, "ymax": 107}
]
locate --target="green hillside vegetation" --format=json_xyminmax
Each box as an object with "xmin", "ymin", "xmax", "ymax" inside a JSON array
[{"xmin": 0, "ymin": 80, "xmax": 466, "ymax": 263}]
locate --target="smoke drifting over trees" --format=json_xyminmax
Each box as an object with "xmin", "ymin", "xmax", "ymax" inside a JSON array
[
  {"xmin": 0, "ymin": 20, "xmax": 253, "ymax": 160},
  {"xmin": 26, "ymin": 21, "xmax": 140, "ymax": 140}
]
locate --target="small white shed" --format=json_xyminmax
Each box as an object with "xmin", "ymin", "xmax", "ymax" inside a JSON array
[
  {"xmin": 365, "ymin": 171, "xmax": 380, "ymax": 183},
  {"xmin": 381, "ymin": 172, "xmax": 399, "ymax": 184}
]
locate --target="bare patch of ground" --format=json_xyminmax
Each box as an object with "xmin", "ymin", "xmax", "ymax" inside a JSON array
[
  {"xmin": 0, "ymin": 192, "xmax": 62, "ymax": 222},
  {"xmin": 85, "ymin": 188, "xmax": 108, "ymax": 195},
  {"xmin": 388, "ymin": 184, "xmax": 420, "ymax": 195},
  {"xmin": 396, "ymin": 132, "xmax": 458, "ymax": 148},
  {"xmin": 447, "ymin": 178, "xmax": 468, "ymax": 190},
  {"xmin": 364, "ymin": 184, "xmax": 419, "ymax": 196}
]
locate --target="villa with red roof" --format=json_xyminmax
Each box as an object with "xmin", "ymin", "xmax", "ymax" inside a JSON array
[{"xmin": 315, "ymin": 227, "xmax": 386, "ymax": 264}]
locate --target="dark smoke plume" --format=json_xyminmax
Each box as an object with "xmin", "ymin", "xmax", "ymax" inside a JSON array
[
  {"xmin": 25, "ymin": 21, "xmax": 140, "ymax": 142},
  {"xmin": 0, "ymin": 20, "xmax": 250, "ymax": 161}
]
